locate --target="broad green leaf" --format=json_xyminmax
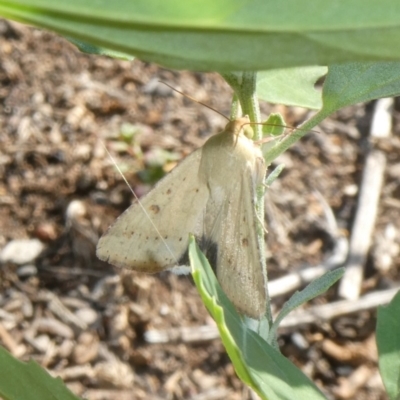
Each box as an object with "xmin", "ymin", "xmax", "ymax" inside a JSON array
[
  {"xmin": 262, "ymin": 61, "xmax": 400, "ymax": 165},
  {"xmin": 0, "ymin": 346, "xmax": 80, "ymax": 400},
  {"xmin": 321, "ymin": 62, "xmax": 400, "ymax": 118},
  {"xmin": 258, "ymin": 67, "xmax": 326, "ymax": 109},
  {"xmin": 2, "ymin": 1, "xmax": 400, "ymax": 72},
  {"xmin": 189, "ymin": 236, "xmax": 326, "ymax": 400},
  {"xmin": 376, "ymin": 290, "xmax": 400, "ymax": 400}
]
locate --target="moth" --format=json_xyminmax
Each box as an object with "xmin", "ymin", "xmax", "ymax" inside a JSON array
[{"xmin": 97, "ymin": 116, "xmax": 268, "ymax": 319}]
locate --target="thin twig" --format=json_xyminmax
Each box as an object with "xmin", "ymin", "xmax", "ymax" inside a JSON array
[
  {"xmin": 280, "ymin": 287, "xmax": 399, "ymax": 329},
  {"xmin": 268, "ymin": 189, "xmax": 348, "ymax": 298},
  {"xmin": 338, "ymin": 98, "xmax": 393, "ymax": 300},
  {"xmin": 144, "ymin": 287, "xmax": 399, "ymax": 343},
  {"xmin": 145, "ymin": 324, "xmax": 219, "ymax": 344},
  {"xmin": 268, "ymin": 236, "xmax": 348, "ymax": 298}
]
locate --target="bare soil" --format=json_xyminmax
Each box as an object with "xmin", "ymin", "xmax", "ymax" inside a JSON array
[{"xmin": 1, "ymin": 19, "xmax": 400, "ymax": 400}]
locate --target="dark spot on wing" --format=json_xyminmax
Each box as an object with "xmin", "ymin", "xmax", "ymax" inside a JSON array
[
  {"xmin": 166, "ymin": 189, "xmax": 172, "ymax": 195},
  {"xmin": 149, "ymin": 204, "xmax": 160, "ymax": 214},
  {"xmin": 242, "ymin": 238, "xmax": 249, "ymax": 247}
]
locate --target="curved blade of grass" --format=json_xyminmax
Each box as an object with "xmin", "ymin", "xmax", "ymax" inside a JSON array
[{"xmin": 188, "ymin": 236, "xmax": 326, "ymax": 400}]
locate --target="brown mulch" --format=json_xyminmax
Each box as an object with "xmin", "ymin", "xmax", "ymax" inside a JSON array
[{"xmin": 1, "ymin": 19, "xmax": 400, "ymax": 400}]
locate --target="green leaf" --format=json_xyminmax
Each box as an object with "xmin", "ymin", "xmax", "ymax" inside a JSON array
[
  {"xmin": 0, "ymin": 346, "xmax": 81, "ymax": 400},
  {"xmin": 262, "ymin": 113, "xmax": 286, "ymax": 137},
  {"xmin": 269, "ymin": 269, "xmax": 344, "ymax": 343},
  {"xmin": 2, "ymin": 1, "xmax": 400, "ymax": 72},
  {"xmin": 377, "ymin": 290, "xmax": 400, "ymax": 400},
  {"xmin": 321, "ymin": 62, "xmax": 400, "ymax": 117},
  {"xmin": 258, "ymin": 67, "xmax": 326, "ymax": 109},
  {"xmin": 262, "ymin": 61, "xmax": 400, "ymax": 165},
  {"xmin": 188, "ymin": 236, "xmax": 326, "ymax": 400}
]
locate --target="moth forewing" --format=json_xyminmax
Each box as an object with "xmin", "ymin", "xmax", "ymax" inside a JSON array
[
  {"xmin": 97, "ymin": 115, "xmax": 268, "ymax": 319},
  {"xmin": 215, "ymin": 170, "xmax": 267, "ymax": 318},
  {"xmin": 198, "ymin": 117, "xmax": 268, "ymax": 318},
  {"xmin": 96, "ymin": 148, "xmax": 209, "ymax": 272}
]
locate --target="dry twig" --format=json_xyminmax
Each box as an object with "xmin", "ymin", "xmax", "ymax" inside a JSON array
[
  {"xmin": 280, "ymin": 286, "xmax": 399, "ymax": 329},
  {"xmin": 339, "ymin": 98, "xmax": 393, "ymax": 300}
]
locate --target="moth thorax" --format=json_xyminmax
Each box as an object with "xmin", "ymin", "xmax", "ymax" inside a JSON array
[{"xmin": 225, "ymin": 116, "xmax": 251, "ymax": 137}]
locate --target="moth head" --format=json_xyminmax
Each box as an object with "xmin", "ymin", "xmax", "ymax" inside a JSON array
[
  {"xmin": 239, "ymin": 115, "xmax": 254, "ymax": 139},
  {"xmin": 226, "ymin": 115, "xmax": 253, "ymax": 139}
]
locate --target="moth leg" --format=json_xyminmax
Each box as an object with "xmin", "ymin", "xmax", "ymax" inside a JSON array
[{"xmin": 255, "ymin": 211, "xmax": 268, "ymax": 235}]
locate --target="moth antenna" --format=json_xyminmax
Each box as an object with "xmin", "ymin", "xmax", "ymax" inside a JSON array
[
  {"xmin": 101, "ymin": 143, "xmax": 179, "ymax": 265},
  {"xmin": 246, "ymin": 121, "xmax": 319, "ymax": 136},
  {"xmin": 159, "ymin": 81, "xmax": 230, "ymax": 121}
]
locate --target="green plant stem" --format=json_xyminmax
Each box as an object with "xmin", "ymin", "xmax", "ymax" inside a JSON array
[
  {"xmin": 263, "ymin": 110, "xmax": 327, "ymax": 165},
  {"xmin": 237, "ymin": 72, "xmax": 263, "ymax": 140},
  {"xmin": 230, "ymin": 93, "xmax": 241, "ymax": 120},
  {"xmin": 222, "ymin": 72, "xmax": 242, "ymax": 118}
]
